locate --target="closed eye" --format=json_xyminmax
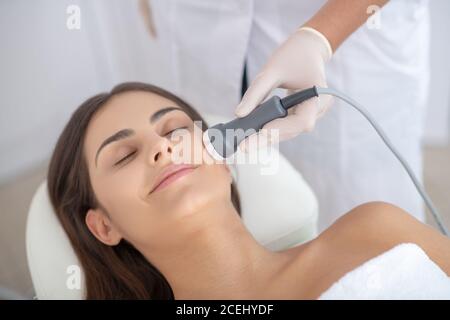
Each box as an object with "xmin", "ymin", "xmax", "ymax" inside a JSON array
[
  {"xmin": 165, "ymin": 126, "xmax": 189, "ymax": 137},
  {"xmin": 113, "ymin": 126, "xmax": 188, "ymax": 166},
  {"xmin": 114, "ymin": 150, "xmax": 137, "ymax": 166}
]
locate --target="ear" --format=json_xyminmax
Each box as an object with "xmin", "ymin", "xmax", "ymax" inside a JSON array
[{"xmin": 85, "ymin": 208, "xmax": 122, "ymax": 246}]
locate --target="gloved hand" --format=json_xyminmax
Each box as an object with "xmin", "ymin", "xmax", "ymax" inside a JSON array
[{"xmin": 235, "ymin": 27, "xmax": 334, "ymax": 152}]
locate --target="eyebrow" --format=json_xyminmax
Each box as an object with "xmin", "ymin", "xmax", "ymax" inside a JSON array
[{"xmin": 95, "ymin": 106, "xmax": 182, "ymax": 167}]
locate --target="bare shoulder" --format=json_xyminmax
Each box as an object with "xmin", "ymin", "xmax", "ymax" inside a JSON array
[
  {"xmin": 318, "ymin": 201, "xmax": 450, "ymax": 275},
  {"xmin": 277, "ymin": 202, "xmax": 450, "ymax": 299}
]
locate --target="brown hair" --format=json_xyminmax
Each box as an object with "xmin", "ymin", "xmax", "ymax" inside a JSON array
[{"xmin": 47, "ymin": 82, "xmax": 241, "ymax": 299}]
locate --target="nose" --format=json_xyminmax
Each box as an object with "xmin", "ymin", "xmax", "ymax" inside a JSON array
[{"xmin": 148, "ymin": 136, "xmax": 173, "ymax": 166}]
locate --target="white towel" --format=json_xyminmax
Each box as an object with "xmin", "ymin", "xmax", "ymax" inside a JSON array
[{"xmin": 319, "ymin": 243, "xmax": 450, "ymax": 299}]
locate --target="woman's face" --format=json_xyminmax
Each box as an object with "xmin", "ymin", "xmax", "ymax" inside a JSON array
[{"xmin": 83, "ymin": 91, "xmax": 232, "ymax": 250}]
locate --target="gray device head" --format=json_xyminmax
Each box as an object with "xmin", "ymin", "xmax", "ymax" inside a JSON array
[
  {"xmin": 202, "ymin": 96, "xmax": 287, "ymax": 160},
  {"xmin": 202, "ymin": 87, "xmax": 319, "ymax": 160}
]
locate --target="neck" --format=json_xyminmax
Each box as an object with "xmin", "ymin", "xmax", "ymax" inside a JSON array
[{"xmin": 142, "ymin": 199, "xmax": 292, "ymax": 299}]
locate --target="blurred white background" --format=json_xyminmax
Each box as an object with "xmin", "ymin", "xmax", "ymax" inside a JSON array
[{"xmin": 0, "ymin": 0, "xmax": 449, "ymax": 298}]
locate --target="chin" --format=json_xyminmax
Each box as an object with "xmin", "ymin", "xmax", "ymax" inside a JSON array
[{"xmin": 155, "ymin": 164, "xmax": 230, "ymax": 215}]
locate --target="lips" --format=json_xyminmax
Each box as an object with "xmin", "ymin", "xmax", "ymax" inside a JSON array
[{"xmin": 149, "ymin": 163, "xmax": 198, "ymax": 194}]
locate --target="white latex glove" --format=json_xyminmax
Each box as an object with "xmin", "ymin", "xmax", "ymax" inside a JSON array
[{"xmin": 235, "ymin": 27, "xmax": 334, "ymax": 152}]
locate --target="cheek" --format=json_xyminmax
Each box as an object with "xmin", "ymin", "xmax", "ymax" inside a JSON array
[
  {"xmin": 94, "ymin": 170, "xmax": 163, "ymax": 244},
  {"xmin": 96, "ymin": 170, "xmax": 139, "ymax": 213},
  {"xmin": 107, "ymin": 193, "xmax": 169, "ymax": 249},
  {"xmin": 187, "ymin": 126, "xmax": 217, "ymax": 165},
  {"xmin": 173, "ymin": 126, "xmax": 227, "ymax": 166}
]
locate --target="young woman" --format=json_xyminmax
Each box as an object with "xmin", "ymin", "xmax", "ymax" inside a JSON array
[{"xmin": 47, "ymin": 82, "xmax": 450, "ymax": 299}]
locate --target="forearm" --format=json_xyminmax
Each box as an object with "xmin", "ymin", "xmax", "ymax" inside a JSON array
[{"xmin": 303, "ymin": 0, "xmax": 388, "ymax": 52}]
